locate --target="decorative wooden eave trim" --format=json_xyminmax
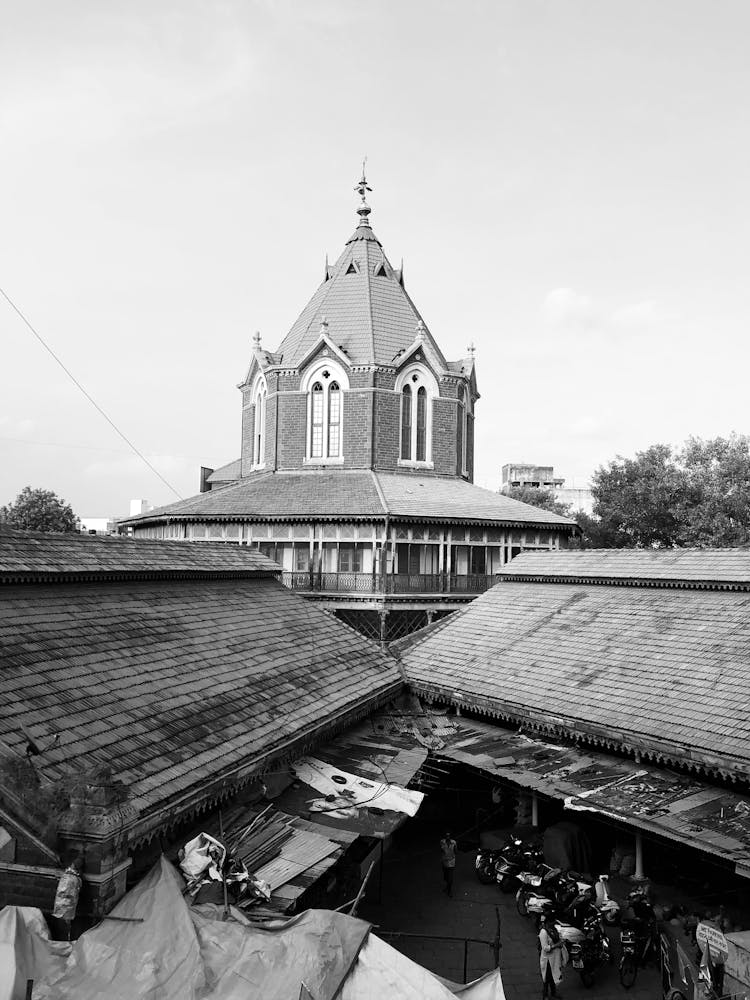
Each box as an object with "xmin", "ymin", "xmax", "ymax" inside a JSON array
[
  {"xmin": 409, "ymin": 680, "xmax": 750, "ymax": 784},
  {"xmin": 0, "ymin": 568, "xmax": 281, "ymax": 586},
  {"xmin": 501, "ymin": 573, "xmax": 750, "ymax": 594},
  {"xmin": 124, "ymin": 679, "xmax": 405, "ymax": 848}
]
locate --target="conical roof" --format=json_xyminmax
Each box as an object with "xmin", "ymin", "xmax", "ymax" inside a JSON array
[{"xmin": 274, "ymin": 184, "xmax": 447, "ymax": 369}]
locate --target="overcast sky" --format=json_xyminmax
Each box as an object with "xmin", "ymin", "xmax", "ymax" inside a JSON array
[{"xmin": 1, "ymin": 0, "xmax": 748, "ymax": 516}]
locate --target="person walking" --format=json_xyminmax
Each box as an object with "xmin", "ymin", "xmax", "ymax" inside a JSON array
[
  {"xmin": 440, "ymin": 831, "xmax": 457, "ymax": 897},
  {"xmin": 539, "ymin": 915, "xmax": 566, "ymax": 998}
]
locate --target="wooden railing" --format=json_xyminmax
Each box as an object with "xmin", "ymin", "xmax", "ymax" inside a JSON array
[{"xmin": 280, "ymin": 571, "xmax": 498, "ymax": 596}]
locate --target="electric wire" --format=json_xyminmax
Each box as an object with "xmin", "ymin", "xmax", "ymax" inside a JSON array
[{"xmin": 0, "ymin": 285, "xmax": 184, "ymax": 500}]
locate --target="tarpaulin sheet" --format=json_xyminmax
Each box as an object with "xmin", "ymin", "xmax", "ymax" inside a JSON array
[
  {"xmin": 340, "ymin": 934, "xmax": 506, "ymax": 1000},
  {"xmin": 17, "ymin": 857, "xmax": 505, "ymax": 999},
  {"xmin": 0, "ymin": 906, "xmax": 70, "ymax": 1000},
  {"xmin": 292, "ymin": 757, "xmax": 424, "ymax": 817}
]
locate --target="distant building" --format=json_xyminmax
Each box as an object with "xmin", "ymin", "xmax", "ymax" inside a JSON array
[
  {"xmin": 78, "ymin": 516, "xmax": 116, "ymax": 536},
  {"xmin": 502, "ymin": 464, "xmax": 593, "ymax": 515},
  {"xmin": 501, "ymin": 464, "xmax": 564, "ymax": 490}
]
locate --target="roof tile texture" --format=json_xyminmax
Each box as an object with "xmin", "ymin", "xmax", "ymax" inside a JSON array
[
  {"xmin": 505, "ymin": 548, "xmax": 750, "ymax": 583},
  {"xmin": 0, "ymin": 578, "xmax": 401, "ymax": 814},
  {"xmin": 401, "ymin": 580, "xmax": 750, "ymax": 768}
]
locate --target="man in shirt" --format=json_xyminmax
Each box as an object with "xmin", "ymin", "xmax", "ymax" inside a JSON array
[{"xmin": 440, "ymin": 831, "xmax": 457, "ymax": 897}]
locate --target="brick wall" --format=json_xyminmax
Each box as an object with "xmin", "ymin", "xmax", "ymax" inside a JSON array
[
  {"xmin": 432, "ymin": 397, "xmax": 459, "ymax": 475},
  {"xmin": 241, "ymin": 401, "xmax": 255, "ymax": 477},
  {"xmin": 276, "ymin": 393, "xmax": 306, "ymax": 469},
  {"xmin": 343, "ymin": 392, "xmax": 373, "ymax": 467},
  {"xmin": 373, "ymin": 391, "xmax": 400, "ymax": 470},
  {"xmin": 0, "ymin": 863, "xmax": 60, "ymax": 910}
]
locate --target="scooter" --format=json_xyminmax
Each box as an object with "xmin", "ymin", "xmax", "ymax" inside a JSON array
[
  {"xmin": 594, "ymin": 874, "xmax": 621, "ymax": 925},
  {"xmin": 568, "ymin": 913, "xmax": 611, "ymax": 988},
  {"xmin": 516, "ymin": 866, "xmax": 563, "ymax": 917},
  {"xmin": 495, "ymin": 842, "xmax": 544, "ymax": 893}
]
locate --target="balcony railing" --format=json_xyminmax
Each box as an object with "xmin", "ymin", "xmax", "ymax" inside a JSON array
[{"xmin": 281, "ymin": 571, "xmax": 499, "ymax": 596}]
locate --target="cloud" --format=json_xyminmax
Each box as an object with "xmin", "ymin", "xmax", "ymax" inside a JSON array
[
  {"xmin": 0, "ymin": 415, "xmax": 36, "ymax": 436},
  {"xmin": 542, "ymin": 288, "xmax": 597, "ymax": 329},
  {"xmin": 542, "ymin": 288, "xmax": 660, "ymax": 337},
  {"xmin": 83, "ymin": 453, "xmax": 190, "ymax": 480}
]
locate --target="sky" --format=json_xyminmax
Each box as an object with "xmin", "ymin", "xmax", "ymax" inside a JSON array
[{"xmin": 1, "ymin": 0, "xmax": 748, "ymax": 516}]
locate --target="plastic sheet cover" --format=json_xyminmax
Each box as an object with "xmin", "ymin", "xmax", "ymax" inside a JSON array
[
  {"xmin": 18, "ymin": 857, "xmax": 505, "ymax": 1000},
  {"xmin": 0, "ymin": 906, "xmax": 70, "ymax": 1000}
]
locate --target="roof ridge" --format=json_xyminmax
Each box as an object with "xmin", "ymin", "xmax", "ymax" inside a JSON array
[{"xmin": 370, "ymin": 470, "xmax": 390, "ymax": 516}]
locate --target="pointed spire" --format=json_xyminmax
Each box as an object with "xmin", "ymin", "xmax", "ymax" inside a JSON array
[
  {"xmin": 252, "ymin": 331, "xmax": 262, "ymax": 350},
  {"xmin": 354, "ymin": 158, "xmax": 372, "ymax": 228},
  {"xmin": 324, "ymin": 253, "xmax": 330, "ymax": 282}
]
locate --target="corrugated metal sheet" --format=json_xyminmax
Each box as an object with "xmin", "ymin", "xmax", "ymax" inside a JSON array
[{"xmin": 254, "ymin": 828, "xmax": 339, "ymax": 890}]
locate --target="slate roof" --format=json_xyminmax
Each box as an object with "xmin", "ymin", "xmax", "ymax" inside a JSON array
[
  {"xmin": 400, "ymin": 576, "xmax": 750, "ymax": 777},
  {"xmin": 120, "ymin": 470, "xmax": 577, "ymax": 530},
  {"xmin": 273, "ymin": 206, "xmax": 449, "ymax": 369},
  {"xmin": 0, "ymin": 529, "xmax": 278, "ymax": 581},
  {"xmin": 504, "ymin": 548, "xmax": 750, "ymax": 586},
  {"xmin": 0, "ymin": 540, "xmax": 402, "ymax": 838},
  {"xmin": 206, "ymin": 459, "xmax": 242, "ymax": 484}
]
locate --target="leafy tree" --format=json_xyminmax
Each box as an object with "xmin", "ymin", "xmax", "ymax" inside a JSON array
[
  {"xmin": 678, "ymin": 434, "xmax": 750, "ymax": 546},
  {"xmin": 501, "ymin": 484, "xmax": 572, "ymax": 518},
  {"xmin": 575, "ymin": 435, "xmax": 750, "ymax": 549},
  {"xmin": 0, "ymin": 486, "xmax": 79, "ymax": 533}
]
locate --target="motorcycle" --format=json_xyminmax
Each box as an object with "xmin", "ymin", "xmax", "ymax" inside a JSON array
[
  {"xmin": 516, "ymin": 866, "xmax": 564, "ymax": 918},
  {"xmin": 619, "ymin": 890, "xmax": 658, "ymax": 989},
  {"xmin": 568, "ymin": 913, "xmax": 611, "ymax": 988},
  {"xmin": 495, "ymin": 842, "xmax": 544, "ymax": 893},
  {"xmin": 475, "ymin": 835, "xmax": 524, "ymax": 886},
  {"xmin": 594, "ymin": 874, "xmax": 621, "ymax": 925}
]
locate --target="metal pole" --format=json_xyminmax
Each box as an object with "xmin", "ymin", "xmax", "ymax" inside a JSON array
[
  {"xmin": 378, "ymin": 838, "xmax": 384, "ymax": 904},
  {"xmin": 218, "ymin": 808, "xmax": 230, "ymax": 920}
]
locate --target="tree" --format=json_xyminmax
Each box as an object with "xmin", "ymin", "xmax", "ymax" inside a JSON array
[
  {"xmin": 575, "ymin": 435, "xmax": 750, "ymax": 549},
  {"xmin": 501, "ymin": 485, "xmax": 573, "ymax": 518},
  {"xmin": 0, "ymin": 487, "xmax": 79, "ymax": 533}
]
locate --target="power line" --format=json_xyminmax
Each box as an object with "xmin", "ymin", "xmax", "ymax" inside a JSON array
[{"xmin": 0, "ymin": 286, "xmax": 183, "ymax": 501}]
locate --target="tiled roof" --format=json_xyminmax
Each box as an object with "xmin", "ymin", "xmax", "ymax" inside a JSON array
[
  {"xmin": 120, "ymin": 470, "xmax": 577, "ymax": 529},
  {"xmin": 504, "ymin": 548, "xmax": 750, "ymax": 585},
  {"xmin": 377, "ymin": 474, "xmax": 575, "ymax": 526},
  {"xmin": 0, "ymin": 576, "xmax": 402, "ymax": 832},
  {"xmin": 0, "ymin": 530, "xmax": 278, "ymax": 581},
  {"xmin": 400, "ymin": 580, "xmax": 750, "ymax": 775},
  {"xmin": 273, "ymin": 211, "xmax": 449, "ymax": 369},
  {"xmin": 206, "ymin": 459, "xmax": 242, "ymax": 483}
]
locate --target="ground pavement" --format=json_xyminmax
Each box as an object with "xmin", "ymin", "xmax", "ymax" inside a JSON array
[{"xmin": 359, "ymin": 841, "xmax": 660, "ymax": 1000}]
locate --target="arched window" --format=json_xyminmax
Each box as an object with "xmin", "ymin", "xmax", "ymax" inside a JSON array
[
  {"xmin": 304, "ymin": 362, "xmax": 349, "ymax": 462},
  {"xmin": 328, "ymin": 382, "xmax": 341, "ymax": 457},
  {"xmin": 252, "ymin": 377, "xmax": 267, "ymax": 467},
  {"xmin": 396, "ymin": 364, "xmax": 438, "ymax": 466},
  {"xmin": 461, "ymin": 387, "xmax": 471, "ymax": 475},
  {"xmin": 416, "ymin": 387, "xmax": 427, "ymax": 461},
  {"xmin": 401, "ymin": 386, "xmax": 412, "ymax": 460}
]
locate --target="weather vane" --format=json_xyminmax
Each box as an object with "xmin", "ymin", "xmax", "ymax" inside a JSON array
[{"xmin": 355, "ymin": 157, "xmax": 372, "ymax": 204}]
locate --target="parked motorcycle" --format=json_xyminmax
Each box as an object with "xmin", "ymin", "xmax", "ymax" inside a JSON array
[
  {"xmin": 568, "ymin": 913, "xmax": 611, "ymax": 988},
  {"xmin": 619, "ymin": 889, "xmax": 658, "ymax": 989},
  {"xmin": 594, "ymin": 874, "xmax": 621, "ymax": 925},
  {"xmin": 516, "ymin": 866, "xmax": 564, "ymax": 918},
  {"xmin": 475, "ymin": 835, "xmax": 524, "ymax": 885},
  {"xmin": 495, "ymin": 842, "xmax": 544, "ymax": 893}
]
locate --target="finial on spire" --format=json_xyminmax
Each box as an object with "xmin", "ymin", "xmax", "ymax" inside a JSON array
[
  {"xmin": 320, "ymin": 316, "xmax": 329, "ymax": 336},
  {"xmin": 252, "ymin": 330, "xmax": 262, "ymax": 350},
  {"xmin": 416, "ymin": 320, "xmax": 426, "ymax": 343},
  {"xmin": 354, "ymin": 158, "xmax": 372, "ymax": 225},
  {"xmin": 468, "ymin": 341, "xmax": 476, "ymax": 359}
]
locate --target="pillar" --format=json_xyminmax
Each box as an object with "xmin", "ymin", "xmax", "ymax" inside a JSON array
[
  {"xmin": 632, "ymin": 831, "xmax": 646, "ymax": 882},
  {"xmin": 531, "ymin": 791, "xmax": 539, "ymax": 827}
]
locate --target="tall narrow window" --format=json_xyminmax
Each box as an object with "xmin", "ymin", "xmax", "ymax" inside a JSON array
[
  {"xmin": 416, "ymin": 387, "xmax": 426, "ymax": 461},
  {"xmin": 311, "ymin": 382, "xmax": 324, "ymax": 458},
  {"xmin": 462, "ymin": 387, "xmax": 470, "ymax": 475},
  {"xmin": 328, "ymin": 382, "xmax": 341, "ymax": 457},
  {"xmin": 254, "ymin": 387, "xmax": 266, "ymax": 466},
  {"xmin": 401, "ymin": 386, "xmax": 412, "ymax": 460}
]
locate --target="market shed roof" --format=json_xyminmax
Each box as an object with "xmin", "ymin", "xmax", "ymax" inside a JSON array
[
  {"xmin": 0, "ymin": 538, "xmax": 402, "ymax": 841},
  {"xmin": 0, "ymin": 528, "xmax": 278, "ymax": 582},
  {"xmin": 504, "ymin": 548, "xmax": 750, "ymax": 588},
  {"xmin": 400, "ymin": 571, "xmax": 750, "ymax": 779},
  {"xmin": 437, "ymin": 719, "xmax": 750, "ymax": 876},
  {"xmin": 120, "ymin": 470, "xmax": 577, "ymax": 530}
]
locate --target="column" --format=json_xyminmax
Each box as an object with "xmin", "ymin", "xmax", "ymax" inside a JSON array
[
  {"xmin": 632, "ymin": 831, "xmax": 646, "ymax": 881},
  {"xmin": 531, "ymin": 791, "xmax": 539, "ymax": 828}
]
